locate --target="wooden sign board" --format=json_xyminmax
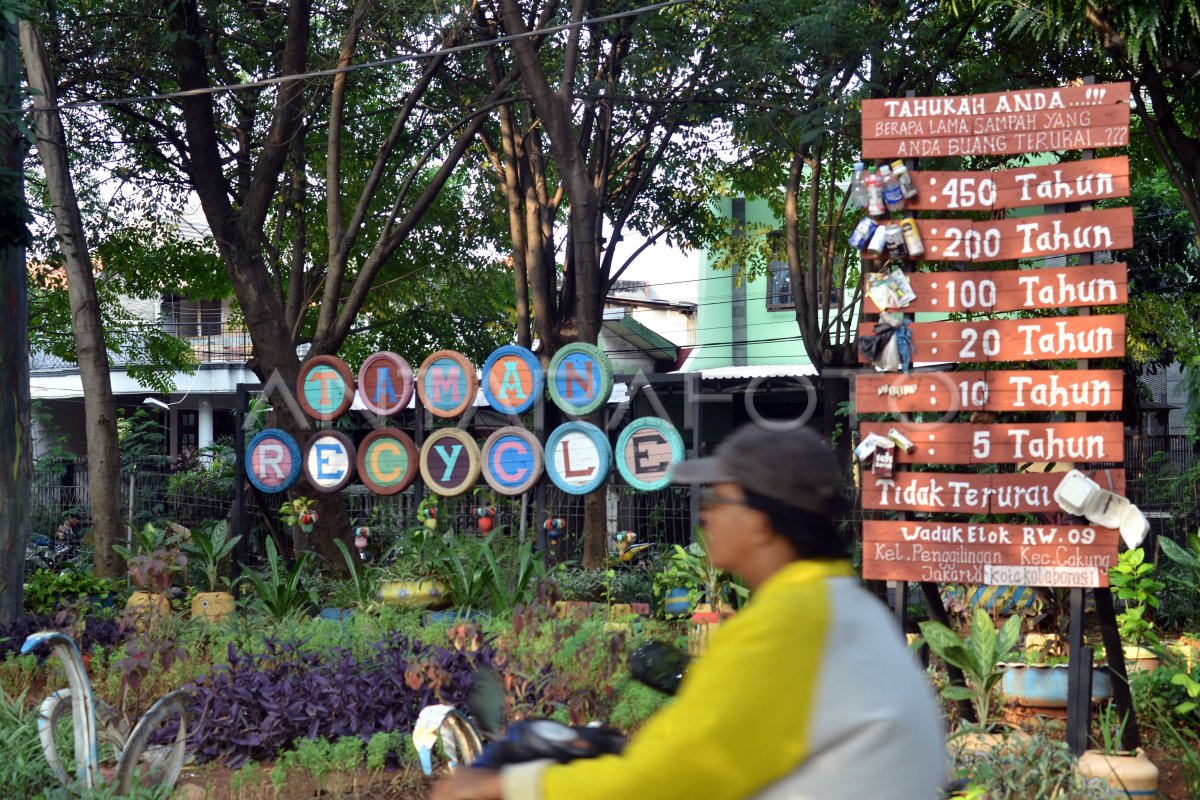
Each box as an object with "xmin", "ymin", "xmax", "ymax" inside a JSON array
[
  {"xmin": 860, "ymin": 421, "xmax": 1123, "ymax": 465},
  {"xmin": 856, "ymin": 369, "xmax": 1123, "ymax": 413},
  {"xmin": 859, "ymin": 314, "xmax": 1126, "ymax": 363},
  {"xmin": 902, "ymin": 157, "xmax": 1129, "ymax": 212},
  {"xmin": 913, "ymin": 207, "xmax": 1133, "ymax": 262},
  {"xmin": 862, "ymin": 82, "xmax": 1130, "ymax": 158},
  {"xmin": 861, "ymin": 469, "xmax": 1127, "ymax": 514},
  {"xmin": 884, "ymin": 264, "xmax": 1127, "ymax": 314},
  {"xmin": 862, "ymin": 521, "xmax": 1116, "ymax": 586}
]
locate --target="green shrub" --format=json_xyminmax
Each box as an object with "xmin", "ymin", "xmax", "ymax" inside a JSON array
[{"xmin": 23, "ymin": 569, "xmax": 124, "ymax": 615}]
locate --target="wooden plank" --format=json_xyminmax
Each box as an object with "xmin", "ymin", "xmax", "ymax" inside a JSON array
[
  {"xmin": 863, "ymin": 126, "xmax": 1129, "ymax": 159},
  {"xmin": 913, "ymin": 208, "xmax": 1133, "ymax": 262},
  {"xmin": 862, "ymin": 83, "xmax": 1130, "ymax": 158},
  {"xmin": 901, "ymin": 157, "xmax": 1130, "ymax": 212},
  {"xmin": 862, "ymin": 83, "xmax": 1130, "ymax": 120},
  {"xmin": 864, "ymin": 520, "xmax": 1120, "ymax": 548},
  {"xmin": 882, "ymin": 264, "xmax": 1128, "ymax": 313},
  {"xmin": 855, "ymin": 370, "xmax": 1124, "ymax": 413},
  {"xmin": 863, "ymin": 519, "xmax": 1117, "ymax": 587},
  {"xmin": 860, "ymin": 469, "xmax": 1126, "ymax": 514},
  {"xmin": 859, "ymin": 421, "xmax": 1124, "ymax": 465},
  {"xmin": 858, "ymin": 314, "xmax": 1126, "ymax": 363}
]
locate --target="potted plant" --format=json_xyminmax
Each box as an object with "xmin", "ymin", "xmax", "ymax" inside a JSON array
[
  {"xmin": 236, "ymin": 537, "xmax": 318, "ymax": 622},
  {"xmin": 1077, "ymin": 702, "xmax": 1159, "ymax": 797},
  {"xmin": 919, "ymin": 608, "xmax": 1022, "ymax": 750},
  {"xmin": 114, "ymin": 523, "xmax": 186, "ymax": 628},
  {"xmin": 377, "ymin": 525, "xmax": 451, "ymax": 609},
  {"xmin": 1110, "ymin": 547, "xmax": 1164, "ymax": 671},
  {"xmin": 181, "ymin": 520, "xmax": 241, "ymax": 621}
]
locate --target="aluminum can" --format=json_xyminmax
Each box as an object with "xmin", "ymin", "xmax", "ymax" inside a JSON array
[
  {"xmin": 866, "ymin": 223, "xmax": 888, "ymax": 255},
  {"xmin": 884, "ymin": 224, "xmax": 908, "ymax": 260},
  {"xmin": 848, "ymin": 217, "xmax": 877, "ymax": 250},
  {"xmin": 900, "ymin": 217, "xmax": 924, "ymax": 258}
]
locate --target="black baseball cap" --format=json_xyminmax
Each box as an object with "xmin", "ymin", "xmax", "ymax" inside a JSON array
[{"xmin": 669, "ymin": 423, "xmax": 842, "ymax": 517}]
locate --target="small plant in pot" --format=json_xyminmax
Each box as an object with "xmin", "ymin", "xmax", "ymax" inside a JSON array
[
  {"xmin": 181, "ymin": 520, "xmax": 242, "ymax": 621},
  {"xmin": 1077, "ymin": 702, "xmax": 1159, "ymax": 797},
  {"xmin": 118, "ymin": 547, "xmax": 187, "ymax": 630},
  {"xmin": 1110, "ymin": 547, "xmax": 1164, "ymax": 670},
  {"xmin": 918, "ymin": 607, "xmax": 1021, "ymax": 745},
  {"xmin": 377, "ymin": 525, "xmax": 452, "ymax": 609}
]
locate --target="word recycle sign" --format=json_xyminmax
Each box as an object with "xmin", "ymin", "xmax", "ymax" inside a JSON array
[{"xmin": 244, "ymin": 344, "xmax": 687, "ymax": 500}]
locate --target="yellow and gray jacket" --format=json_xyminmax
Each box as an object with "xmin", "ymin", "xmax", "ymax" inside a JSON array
[{"xmin": 501, "ymin": 560, "xmax": 947, "ymax": 800}]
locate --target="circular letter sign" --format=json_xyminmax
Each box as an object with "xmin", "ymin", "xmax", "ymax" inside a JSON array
[
  {"xmin": 481, "ymin": 345, "xmax": 543, "ymax": 415},
  {"xmin": 246, "ymin": 429, "xmax": 301, "ymax": 494},
  {"xmin": 615, "ymin": 417, "xmax": 686, "ymax": 491},
  {"xmin": 419, "ymin": 428, "xmax": 481, "ymax": 496},
  {"xmin": 297, "ymin": 355, "xmax": 355, "ymax": 421},
  {"xmin": 303, "ymin": 430, "xmax": 357, "ymax": 493},
  {"xmin": 544, "ymin": 421, "xmax": 611, "ymax": 495},
  {"xmin": 356, "ymin": 428, "xmax": 419, "ymax": 495},
  {"xmin": 417, "ymin": 350, "xmax": 479, "ymax": 418},
  {"xmin": 481, "ymin": 426, "xmax": 544, "ymax": 496},
  {"xmin": 547, "ymin": 343, "xmax": 613, "ymax": 416},
  {"xmin": 357, "ymin": 352, "xmax": 414, "ymax": 416}
]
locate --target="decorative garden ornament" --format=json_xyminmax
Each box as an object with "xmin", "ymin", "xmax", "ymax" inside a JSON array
[{"xmin": 354, "ymin": 526, "xmax": 369, "ymax": 560}]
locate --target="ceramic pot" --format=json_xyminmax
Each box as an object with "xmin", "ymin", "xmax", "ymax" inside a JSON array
[
  {"xmin": 191, "ymin": 591, "xmax": 235, "ymax": 622},
  {"xmin": 663, "ymin": 587, "xmax": 692, "ymax": 617},
  {"xmin": 1000, "ymin": 663, "xmax": 1113, "ymax": 708},
  {"xmin": 378, "ymin": 579, "xmax": 451, "ymax": 609},
  {"xmin": 125, "ymin": 591, "xmax": 171, "ymax": 629},
  {"xmin": 1077, "ymin": 748, "xmax": 1158, "ymax": 798}
]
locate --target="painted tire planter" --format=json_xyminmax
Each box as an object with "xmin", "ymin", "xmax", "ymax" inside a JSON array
[
  {"xmin": 319, "ymin": 607, "xmax": 354, "ymax": 621},
  {"xmin": 303, "ymin": 430, "xmax": 357, "ymax": 493},
  {"xmin": 547, "ymin": 342, "xmax": 613, "ymax": 415},
  {"xmin": 1000, "ymin": 663, "xmax": 1112, "ymax": 708},
  {"xmin": 191, "ymin": 591, "xmax": 235, "ymax": 622},
  {"xmin": 245, "ymin": 429, "xmax": 302, "ymax": 494},
  {"xmin": 357, "ymin": 351, "xmax": 414, "ymax": 416},
  {"xmin": 126, "ymin": 591, "xmax": 171, "ymax": 629},
  {"xmin": 615, "ymin": 417, "xmax": 686, "ymax": 491},
  {"xmin": 544, "ymin": 421, "xmax": 612, "ymax": 495},
  {"xmin": 297, "ymin": 355, "xmax": 356, "ymax": 421},
  {"xmin": 662, "ymin": 587, "xmax": 693, "ymax": 617},
  {"xmin": 419, "ymin": 428, "xmax": 481, "ymax": 497},
  {"xmin": 1077, "ymin": 748, "xmax": 1158, "ymax": 799},
  {"xmin": 378, "ymin": 579, "xmax": 451, "ymax": 610},
  {"xmin": 417, "ymin": 350, "xmax": 479, "ymax": 418},
  {"xmin": 356, "ymin": 428, "xmax": 419, "ymax": 495},
  {"xmin": 481, "ymin": 426, "xmax": 544, "ymax": 496},
  {"xmin": 481, "ymin": 345, "xmax": 543, "ymax": 415}
]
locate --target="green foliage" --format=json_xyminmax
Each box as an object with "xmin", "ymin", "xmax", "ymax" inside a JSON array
[
  {"xmin": 919, "ymin": 609, "xmax": 1022, "ymax": 731},
  {"xmin": 236, "ymin": 538, "xmax": 318, "ymax": 622},
  {"xmin": 330, "ymin": 538, "xmax": 379, "ymax": 611},
  {"xmin": 23, "ymin": 568, "xmax": 123, "ymax": 615},
  {"xmin": 949, "ymin": 730, "xmax": 1094, "ymax": 799},
  {"xmin": 416, "ymin": 531, "xmax": 547, "ymax": 614},
  {"xmin": 606, "ymin": 678, "xmax": 671, "ymax": 733},
  {"xmin": 0, "ymin": 685, "xmax": 62, "ymax": 798},
  {"xmin": 1110, "ymin": 548, "xmax": 1164, "ymax": 647},
  {"xmin": 366, "ymin": 730, "xmax": 414, "ymax": 770},
  {"xmin": 652, "ymin": 534, "xmax": 748, "ymax": 613},
  {"xmin": 1160, "ymin": 532, "xmax": 1200, "ymax": 593},
  {"xmin": 181, "ymin": 520, "xmax": 242, "ymax": 593}
]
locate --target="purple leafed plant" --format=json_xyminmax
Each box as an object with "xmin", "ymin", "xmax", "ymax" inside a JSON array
[
  {"xmin": 179, "ymin": 634, "xmax": 529, "ymax": 767},
  {"xmin": 0, "ymin": 613, "xmax": 130, "ymax": 661}
]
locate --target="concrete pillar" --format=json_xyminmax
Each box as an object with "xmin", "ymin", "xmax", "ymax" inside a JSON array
[{"xmin": 198, "ymin": 398, "xmax": 213, "ymax": 452}]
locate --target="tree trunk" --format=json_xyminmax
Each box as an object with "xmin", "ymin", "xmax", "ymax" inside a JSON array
[
  {"xmin": 0, "ymin": 17, "xmax": 29, "ymax": 624},
  {"xmin": 21, "ymin": 22, "xmax": 125, "ymax": 579}
]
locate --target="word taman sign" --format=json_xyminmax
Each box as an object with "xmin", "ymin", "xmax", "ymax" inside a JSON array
[
  {"xmin": 863, "ymin": 521, "xmax": 1117, "ymax": 587},
  {"xmin": 856, "ymin": 369, "xmax": 1124, "ymax": 414},
  {"xmin": 898, "ymin": 264, "xmax": 1127, "ymax": 314},
  {"xmin": 903, "ymin": 157, "xmax": 1130, "ymax": 212},
  {"xmin": 859, "ymin": 421, "xmax": 1124, "ymax": 465},
  {"xmin": 858, "ymin": 314, "xmax": 1126, "ymax": 364},
  {"xmin": 862, "ymin": 82, "xmax": 1130, "ymax": 158}
]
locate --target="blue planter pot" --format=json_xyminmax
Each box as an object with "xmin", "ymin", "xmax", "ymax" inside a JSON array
[
  {"xmin": 663, "ymin": 587, "xmax": 692, "ymax": 617},
  {"xmin": 423, "ymin": 609, "xmax": 487, "ymax": 625},
  {"xmin": 319, "ymin": 607, "xmax": 353, "ymax": 621},
  {"xmin": 1001, "ymin": 663, "xmax": 1112, "ymax": 708}
]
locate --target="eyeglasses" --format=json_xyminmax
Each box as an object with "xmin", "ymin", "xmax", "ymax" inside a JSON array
[{"xmin": 699, "ymin": 488, "xmax": 753, "ymax": 509}]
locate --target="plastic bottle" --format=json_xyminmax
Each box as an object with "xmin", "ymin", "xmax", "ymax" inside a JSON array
[
  {"xmin": 891, "ymin": 160, "xmax": 918, "ymax": 199},
  {"xmin": 864, "ymin": 167, "xmax": 885, "ymax": 218},
  {"xmin": 880, "ymin": 164, "xmax": 905, "ymax": 213},
  {"xmin": 849, "ymin": 161, "xmax": 867, "ymax": 208}
]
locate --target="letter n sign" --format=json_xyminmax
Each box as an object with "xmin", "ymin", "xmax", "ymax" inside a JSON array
[
  {"xmin": 548, "ymin": 343, "xmax": 613, "ymax": 416},
  {"xmin": 245, "ymin": 429, "xmax": 301, "ymax": 493}
]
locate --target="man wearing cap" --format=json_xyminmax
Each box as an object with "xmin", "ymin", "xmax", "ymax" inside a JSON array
[{"xmin": 433, "ymin": 423, "xmax": 946, "ymax": 800}]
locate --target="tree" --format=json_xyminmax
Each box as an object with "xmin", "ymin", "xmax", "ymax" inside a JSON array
[
  {"xmin": 36, "ymin": 0, "xmax": 515, "ymax": 568},
  {"xmin": 0, "ymin": 7, "xmax": 30, "ymax": 624},
  {"xmin": 21, "ymin": 20, "xmax": 126, "ymax": 578}
]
